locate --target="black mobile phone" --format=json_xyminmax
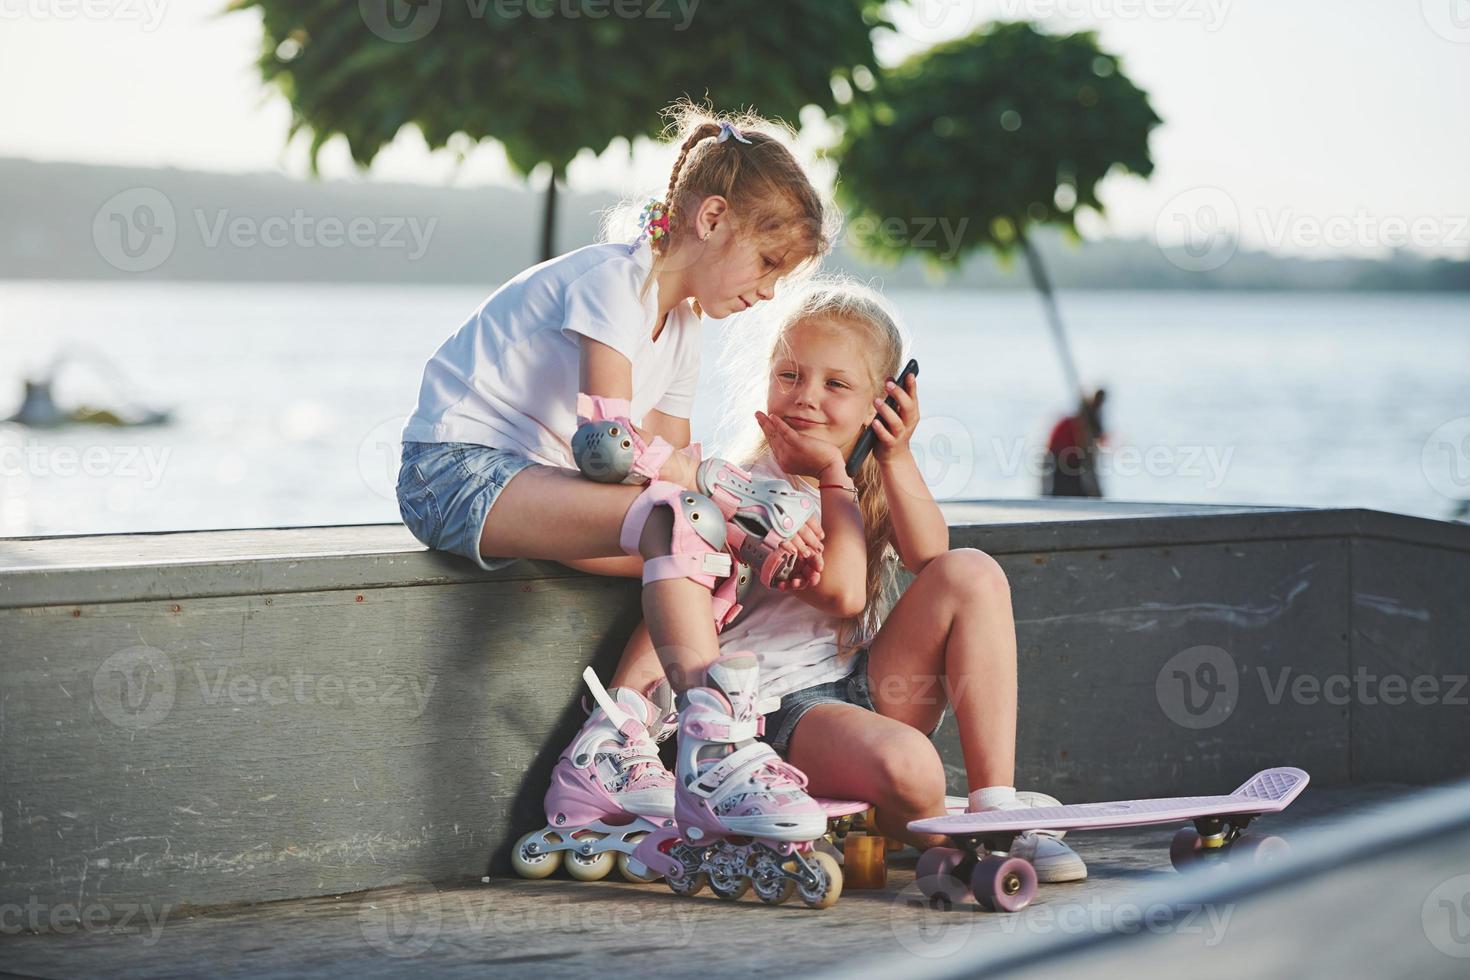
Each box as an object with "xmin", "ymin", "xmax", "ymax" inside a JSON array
[{"xmin": 845, "ymin": 358, "xmax": 919, "ymax": 478}]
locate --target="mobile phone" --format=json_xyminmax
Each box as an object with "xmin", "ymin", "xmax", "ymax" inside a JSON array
[{"xmin": 845, "ymin": 358, "xmax": 919, "ymax": 478}]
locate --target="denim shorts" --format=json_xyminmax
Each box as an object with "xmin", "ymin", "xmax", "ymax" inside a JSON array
[
  {"xmin": 760, "ymin": 648, "xmax": 947, "ymax": 756},
  {"xmin": 396, "ymin": 441, "xmax": 540, "ymax": 571}
]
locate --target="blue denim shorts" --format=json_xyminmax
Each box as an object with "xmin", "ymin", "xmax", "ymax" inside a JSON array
[
  {"xmin": 396, "ymin": 441, "xmax": 539, "ymax": 571},
  {"xmin": 760, "ymin": 648, "xmax": 947, "ymax": 756}
]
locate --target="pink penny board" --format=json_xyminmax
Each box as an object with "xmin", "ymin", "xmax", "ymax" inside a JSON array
[
  {"xmin": 817, "ymin": 797, "xmax": 971, "ymax": 819},
  {"xmin": 910, "ymin": 767, "xmax": 1309, "ymax": 836},
  {"xmin": 817, "ymin": 798, "xmax": 871, "ymax": 818}
]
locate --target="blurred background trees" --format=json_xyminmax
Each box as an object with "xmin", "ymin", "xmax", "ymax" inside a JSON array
[{"xmin": 230, "ymin": 0, "xmax": 889, "ymax": 261}]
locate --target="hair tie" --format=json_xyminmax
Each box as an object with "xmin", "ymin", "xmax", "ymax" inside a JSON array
[
  {"xmin": 716, "ymin": 121, "xmax": 752, "ymax": 145},
  {"xmin": 638, "ymin": 199, "xmax": 670, "ymax": 244}
]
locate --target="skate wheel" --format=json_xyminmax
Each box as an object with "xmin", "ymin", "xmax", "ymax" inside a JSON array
[
  {"xmin": 709, "ymin": 874, "xmax": 751, "ymax": 901},
  {"xmin": 1169, "ymin": 828, "xmax": 1205, "ymax": 872},
  {"xmin": 667, "ymin": 870, "xmax": 707, "ymax": 897},
  {"xmin": 564, "ymin": 849, "xmax": 616, "ymax": 881},
  {"xmin": 1230, "ymin": 834, "xmax": 1289, "ymax": 867},
  {"xmin": 616, "ymin": 852, "xmax": 661, "ymax": 884},
  {"xmin": 915, "ymin": 847, "xmax": 969, "ymax": 907},
  {"xmin": 971, "ymin": 855, "xmax": 1036, "ymax": 913},
  {"xmin": 798, "ymin": 850, "xmax": 843, "ymax": 910},
  {"xmin": 753, "ymin": 873, "xmax": 796, "ymax": 905},
  {"xmin": 510, "ymin": 832, "xmax": 562, "ymax": 880}
]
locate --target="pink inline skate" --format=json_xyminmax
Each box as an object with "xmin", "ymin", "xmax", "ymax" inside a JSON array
[
  {"xmin": 512, "ymin": 668, "xmax": 678, "ymax": 883},
  {"xmin": 626, "ymin": 653, "xmax": 843, "ymax": 908}
]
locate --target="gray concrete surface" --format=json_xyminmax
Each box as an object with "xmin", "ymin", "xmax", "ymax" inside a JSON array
[
  {"xmin": 3, "ymin": 502, "xmax": 1467, "ymax": 924},
  {"xmin": 0, "ymin": 783, "xmax": 1423, "ymax": 979}
]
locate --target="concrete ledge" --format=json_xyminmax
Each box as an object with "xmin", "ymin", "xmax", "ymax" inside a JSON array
[{"xmin": 2, "ymin": 500, "xmax": 1467, "ymax": 918}]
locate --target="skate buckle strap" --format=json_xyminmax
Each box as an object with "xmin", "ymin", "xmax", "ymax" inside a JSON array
[
  {"xmin": 690, "ymin": 741, "xmax": 800, "ymax": 802},
  {"xmin": 581, "ymin": 666, "xmax": 634, "ymax": 731}
]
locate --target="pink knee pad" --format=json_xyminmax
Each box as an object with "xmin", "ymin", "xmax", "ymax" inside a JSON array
[{"xmin": 619, "ymin": 480, "xmax": 733, "ymax": 591}]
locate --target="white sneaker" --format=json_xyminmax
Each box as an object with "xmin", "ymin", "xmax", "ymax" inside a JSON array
[
  {"xmin": 972, "ymin": 789, "xmax": 1087, "ymax": 883},
  {"xmin": 1011, "ymin": 831, "xmax": 1087, "ymax": 883}
]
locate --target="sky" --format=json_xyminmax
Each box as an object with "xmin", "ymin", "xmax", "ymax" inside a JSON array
[{"xmin": 3, "ymin": 0, "xmax": 1469, "ymax": 259}]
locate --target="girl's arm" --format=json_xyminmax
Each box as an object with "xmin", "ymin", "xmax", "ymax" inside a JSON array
[
  {"xmin": 873, "ymin": 374, "xmax": 949, "ymax": 573},
  {"xmin": 580, "ymin": 336, "xmax": 698, "ymax": 488}
]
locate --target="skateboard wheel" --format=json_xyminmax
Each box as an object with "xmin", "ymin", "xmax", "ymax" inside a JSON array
[
  {"xmin": 971, "ymin": 855, "xmax": 1037, "ymax": 913},
  {"xmin": 1169, "ymin": 827, "xmax": 1205, "ymax": 872},
  {"xmin": 1231, "ymin": 833, "xmax": 1289, "ymax": 866},
  {"xmin": 915, "ymin": 846, "xmax": 969, "ymax": 906}
]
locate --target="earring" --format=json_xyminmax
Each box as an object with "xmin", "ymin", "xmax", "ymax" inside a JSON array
[{"xmin": 703, "ymin": 231, "xmax": 711, "ymax": 241}]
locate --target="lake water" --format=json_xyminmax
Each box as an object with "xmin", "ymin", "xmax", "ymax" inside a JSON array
[{"xmin": 1, "ymin": 281, "xmax": 1467, "ymax": 538}]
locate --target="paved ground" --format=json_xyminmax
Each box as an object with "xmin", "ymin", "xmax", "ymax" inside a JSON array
[{"xmin": 0, "ymin": 784, "xmax": 1416, "ymax": 979}]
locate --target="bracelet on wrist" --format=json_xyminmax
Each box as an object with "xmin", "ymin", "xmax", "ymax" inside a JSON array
[{"xmin": 818, "ymin": 482, "xmax": 858, "ymax": 498}]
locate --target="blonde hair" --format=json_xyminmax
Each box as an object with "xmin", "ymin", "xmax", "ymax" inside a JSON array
[
  {"xmin": 603, "ymin": 100, "xmax": 839, "ymax": 298},
  {"xmin": 716, "ymin": 277, "xmax": 910, "ymax": 656}
]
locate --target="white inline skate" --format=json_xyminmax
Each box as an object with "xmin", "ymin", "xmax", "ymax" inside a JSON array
[
  {"xmin": 626, "ymin": 653, "xmax": 844, "ymax": 908},
  {"xmin": 511, "ymin": 667, "xmax": 678, "ymax": 883}
]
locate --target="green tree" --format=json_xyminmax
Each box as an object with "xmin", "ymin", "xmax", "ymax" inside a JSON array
[
  {"xmin": 834, "ymin": 21, "xmax": 1161, "ymax": 493},
  {"xmin": 230, "ymin": 0, "xmax": 888, "ymax": 260}
]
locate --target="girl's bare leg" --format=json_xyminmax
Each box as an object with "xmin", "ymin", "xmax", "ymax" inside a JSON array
[
  {"xmin": 479, "ymin": 465, "xmax": 646, "ymax": 561},
  {"xmin": 864, "ymin": 548, "xmax": 1018, "ymax": 795},
  {"xmin": 608, "ymin": 620, "xmax": 667, "ymax": 695},
  {"xmin": 785, "ymin": 704, "xmax": 949, "ymax": 850}
]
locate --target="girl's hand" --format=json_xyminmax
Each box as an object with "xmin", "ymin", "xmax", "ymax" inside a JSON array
[
  {"xmin": 755, "ymin": 411, "xmax": 846, "ymax": 478},
  {"xmin": 871, "ymin": 373, "xmax": 921, "ymax": 464},
  {"xmin": 775, "ymin": 551, "xmax": 822, "ymax": 592}
]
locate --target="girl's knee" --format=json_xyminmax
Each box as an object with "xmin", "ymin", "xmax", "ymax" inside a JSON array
[
  {"xmin": 871, "ymin": 731, "xmax": 946, "ymax": 812},
  {"xmin": 925, "ymin": 547, "xmax": 1009, "ymax": 600}
]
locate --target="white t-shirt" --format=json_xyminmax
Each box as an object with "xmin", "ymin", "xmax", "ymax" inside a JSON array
[
  {"xmin": 716, "ymin": 453, "xmax": 870, "ymax": 701},
  {"xmin": 401, "ymin": 238, "xmax": 701, "ymax": 466}
]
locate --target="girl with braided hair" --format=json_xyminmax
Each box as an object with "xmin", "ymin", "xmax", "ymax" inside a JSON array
[{"xmin": 399, "ymin": 102, "xmax": 849, "ymax": 896}]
